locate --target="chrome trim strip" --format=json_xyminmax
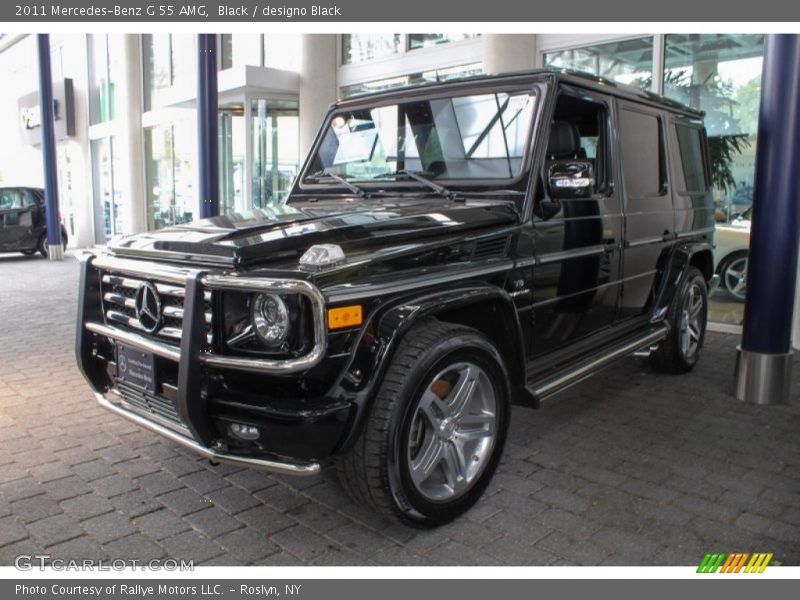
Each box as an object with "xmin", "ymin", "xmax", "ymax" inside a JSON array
[
  {"xmin": 625, "ymin": 235, "xmax": 667, "ymax": 249},
  {"xmin": 324, "ymin": 261, "xmax": 514, "ymax": 303},
  {"xmin": 536, "ymin": 244, "xmax": 606, "ymax": 265},
  {"xmin": 675, "ymin": 227, "xmax": 715, "ymax": 239},
  {"xmin": 86, "ymin": 322, "xmax": 181, "ymax": 361},
  {"xmin": 95, "ymin": 393, "xmax": 321, "ymax": 476}
]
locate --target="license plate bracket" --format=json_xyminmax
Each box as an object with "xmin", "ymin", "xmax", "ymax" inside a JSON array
[{"xmin": 116, "ymin": 343, "xmax": 157, "ymax": 393}]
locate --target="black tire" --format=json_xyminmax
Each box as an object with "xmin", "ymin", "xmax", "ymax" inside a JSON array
[
  {"xmin": 37, "ymin": 232, "xmax": 67, "ymax": 258},
  {"xmin": 336, "ymin": 319, "xmax": 510, "ymax": 526},
  {"xmin": 717, "ymin": 251, "xmax": 748, "ymax": 302},
  {"xmin": 650, "ymin": 266, "xmax": 708, "ymax": 374}
]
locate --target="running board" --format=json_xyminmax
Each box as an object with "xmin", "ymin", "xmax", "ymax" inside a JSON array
[{"xmin": 526, "ymin": 325, "xmax": 669, "ymax": 403}]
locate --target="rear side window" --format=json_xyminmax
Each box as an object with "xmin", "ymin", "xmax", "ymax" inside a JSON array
[
  {"xmin": 619, "ymin": 108, "xmax": 666, "ymax": 197},
  {"xmin": 675, "ymin": 124, "xmax": 708, "ymax": 193}
]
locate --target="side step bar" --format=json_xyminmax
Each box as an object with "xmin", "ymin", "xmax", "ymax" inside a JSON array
[{"xmin": 527, "ymin": 324, "xmax": 669, "ymax": 403}]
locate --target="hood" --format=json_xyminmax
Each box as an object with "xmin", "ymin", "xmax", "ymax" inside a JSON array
[{"xmin": 107, "ymin": 196, "xmax": 519, "ymax": 269}]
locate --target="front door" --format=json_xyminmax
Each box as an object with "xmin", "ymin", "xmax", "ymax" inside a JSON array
[{"xmin": 528, "ymin": 89, "xmax": 624, "ymax": 358}]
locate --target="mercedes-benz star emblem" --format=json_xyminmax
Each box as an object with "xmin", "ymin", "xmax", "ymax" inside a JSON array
[{"xmin": 135, "ymin": 282, "xmax": 162, "ymax": 334}]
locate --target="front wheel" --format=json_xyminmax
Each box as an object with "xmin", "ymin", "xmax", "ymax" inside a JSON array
[
  {"xmin": 650, "ymin": 267, "xmax": 708, "ymax": 374},
  {"xmin": 336, "ymin": 319, "xmax": 509, "ymax": 526}
]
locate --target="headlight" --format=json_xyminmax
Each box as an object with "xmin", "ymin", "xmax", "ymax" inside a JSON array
[{"xmin": 251, "ymin": 293, "xmax": 290, "ymax": 346}]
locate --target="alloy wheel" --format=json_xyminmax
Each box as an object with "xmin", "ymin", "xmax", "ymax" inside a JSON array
[
  {"xmin": 406, "ymin": 362, "xmax": 498, "ymax": 503},
  {"xmin": 679, "ymin": 282, "xmax": 705, "ymax": 360},
  {"xmin": 723, "ymin": 256, "xmax": 748, "ymax": 301}
]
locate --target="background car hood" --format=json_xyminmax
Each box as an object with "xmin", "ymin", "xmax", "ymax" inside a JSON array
[{"xmin": 108, "ymin": 196, "xmax": 519, "ymax": 268}]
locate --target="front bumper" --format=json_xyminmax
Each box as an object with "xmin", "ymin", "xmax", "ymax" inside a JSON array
[
  {"xmin": 96, "ymin": 391, "xmax": 320, "ymax": 475},
  {"xmin": 76, "ymin": 252, "xmax": 348, "ymax": 474}
]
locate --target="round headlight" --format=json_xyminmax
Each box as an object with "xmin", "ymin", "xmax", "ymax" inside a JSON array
[{"xmin": 251, "ymin": 293, "xmax": 290, "ymax": 346}]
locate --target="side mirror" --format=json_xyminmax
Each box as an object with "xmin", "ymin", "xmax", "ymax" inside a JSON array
[{"xmin": 547, "ymin": 160, "xmax": 594, "ymax": 199}]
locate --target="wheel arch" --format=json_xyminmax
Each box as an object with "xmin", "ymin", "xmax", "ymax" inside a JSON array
[
  {"xmin": 334, "ymin": 283, "xmax": 532, "ymax": 453},
  {"xmin": 652, "ymin": 242, "xmax": 714, "ymax": 321}
]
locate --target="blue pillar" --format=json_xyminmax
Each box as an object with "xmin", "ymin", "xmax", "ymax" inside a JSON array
[
  {"xmin": 36, "ymin": 34, "xmax": 64, "ymax": 260},
  {"xmin": 735, "ymin": 34, "xmax": 800, "ymax": 404},
  {"xmin": 197, "ymin": 34, "xmax": 219, "ymax": 219}
]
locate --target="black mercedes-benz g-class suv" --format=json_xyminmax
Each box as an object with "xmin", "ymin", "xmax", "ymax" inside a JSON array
[{"xmin": 77, "ymin": 70, "xmax": 716, "ymax": 526}]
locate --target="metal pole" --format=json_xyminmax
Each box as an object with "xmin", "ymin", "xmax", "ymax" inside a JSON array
[
  {"xmin": 197, "ymin": 34, "xmax": 219, "ymax": 219},
  {"xmin": 735, "ymin": 34, "xmax": 800, "ymax": 404},
  {"xmin": 36, "ymin": 34, "xmax": 64, "ymax": 260}
]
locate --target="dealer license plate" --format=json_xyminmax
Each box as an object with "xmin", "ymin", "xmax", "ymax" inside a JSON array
[{"xmin": 116, "ymin": 344, "xmax": 157, "ymax": 393}]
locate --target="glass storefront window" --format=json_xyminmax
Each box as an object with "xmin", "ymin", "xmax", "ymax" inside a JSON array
[
  {"xmin": 219, "ymin": 34, "xmax": 262, "ymax": 70},
  {"xmin": 543, "ymin": 37, "xmax": 654, "ymax": 90},
  {"xmin": 88, "ymin": 34, "xmax": 123, "ymax": 124},
  {"xmin": 91, "ymin": 137, "xmax": 123, "ymax": 242},
  {"xmin": 664, "ymin": 34, "xmax": 764, "ymax": 217},
  {"xmin": 341, "ymin": 34, "xmax": 402, "ymax": 64},
  {"xmin": 252, "ymin": 99, "xmax": 299, "ymax": 208},
  {"xmin": 142, "ymin": 34, "xmax": 172, "ymax": 111},
  {"xmin": 219, "ymin": 105, "xmax": 246, "ymax": 215},
  {"xmin": 144, "ymin": 119, "xmax": 197, "ymax": 230},
  {"xmin": 341, "ymin": 63, "xmax": 483, "ymax": 97},
  {"xmin": 408, "ymin": 34, "xmax": 479, "ymax": 50},
  {"xmin": 663, "ymin": 34, "xmax": 764, "ymax": 325},
  {"xmin": 142, "ymin": 34, "xmax": 194, "ymax": 110}
]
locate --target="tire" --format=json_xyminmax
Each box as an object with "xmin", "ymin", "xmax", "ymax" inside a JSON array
[
  {"xmin": 650, "ymin": 266, "xmax": 708, "ymax": 374},
  {"xmin": 37, "ymin": 233, "xmax": 67, "ymax": 258},
  {"xmin": 718, "ymin": 251, "xmax": 748, "ymax": 302},
  {"xmin": 336, "ymin": 319, "xmax": 510, "ymax": 526}
]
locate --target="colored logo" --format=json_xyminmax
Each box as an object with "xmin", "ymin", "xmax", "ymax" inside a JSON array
[{"xmin": 697, "ymin": 552, "xmax": 774, "ymax": 573}]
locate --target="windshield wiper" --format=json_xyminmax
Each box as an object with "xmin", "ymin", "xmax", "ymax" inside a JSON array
[
  {"xmin": 306, "ymin": 170, "xmax": 367, "ymax": 198},
  {"xmin": 374, "ymin": 169, "xmax": 457, "ymax": 200}
]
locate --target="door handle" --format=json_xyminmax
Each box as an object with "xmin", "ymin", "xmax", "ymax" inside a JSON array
[{"xmin": 662, "ymin": 230, "xmax": 673, "ymax": 242}]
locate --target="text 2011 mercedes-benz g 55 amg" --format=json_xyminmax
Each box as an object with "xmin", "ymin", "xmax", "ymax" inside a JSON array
[{"xmin": 77, "ymin": 70, "xmax": 717, "ymax": 526}]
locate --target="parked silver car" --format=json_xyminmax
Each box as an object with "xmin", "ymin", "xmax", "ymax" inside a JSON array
[{"xmin": 714, "ymin": 207, "xmax": 751, "ymax": 301}]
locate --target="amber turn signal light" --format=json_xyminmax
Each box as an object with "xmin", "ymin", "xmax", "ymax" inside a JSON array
[{"xmin": 327, "ymin": 305, "xmax": 363, "ymax": 329}]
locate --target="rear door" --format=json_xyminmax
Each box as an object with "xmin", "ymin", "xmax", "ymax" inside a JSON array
[{"xmin": 616, "ymin": 101, "xmax": 674, "ymax": 321}]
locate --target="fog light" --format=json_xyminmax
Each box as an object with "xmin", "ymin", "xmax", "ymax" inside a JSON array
[{"xmin": 229, "ymin": 423, "xmax": 260, "ymax": 441}]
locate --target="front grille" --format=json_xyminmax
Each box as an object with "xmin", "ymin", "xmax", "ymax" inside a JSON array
[
  {"xmin": 100, "ymin": 272, "xmax": 212, "ymax": 347},
  {"xmin": 116, "ymin": 381, "xmax": 186, "ymax": 429}
]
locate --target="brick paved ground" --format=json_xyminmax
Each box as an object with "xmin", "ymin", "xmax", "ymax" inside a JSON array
[{"xmin": 0, "ymin": 252, "xmax": 798, "ymax": 567}]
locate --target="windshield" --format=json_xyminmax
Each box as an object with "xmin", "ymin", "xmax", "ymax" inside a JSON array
[{"xmin": 303, "ymin": 88, "xmax": 538, "ymax": 185}]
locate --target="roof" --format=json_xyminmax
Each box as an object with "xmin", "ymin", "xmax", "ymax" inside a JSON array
[{"xmin": 335, "ymin": 68, "xmax": 704, "ymax": 119}]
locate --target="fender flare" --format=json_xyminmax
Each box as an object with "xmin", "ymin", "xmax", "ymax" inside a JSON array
[
  {"xmin": 333, "ymin": 282, "xmax": 531, "ymax": 453},
  {"xmin": 651, "ymin": 241, "xmax": 714, "ymax": 321}
]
